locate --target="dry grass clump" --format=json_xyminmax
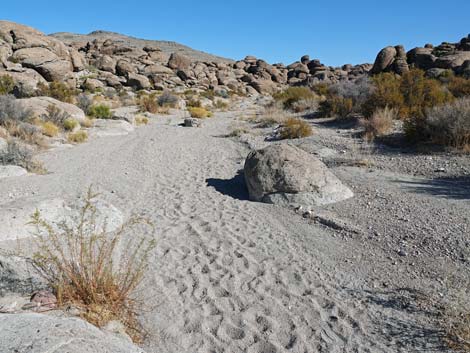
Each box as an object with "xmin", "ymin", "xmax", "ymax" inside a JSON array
[
  {"xmin": 81, "ymin": 118, "xmax": 94, "ymax": 128},
  {"xmin": 41, "ymin": 121, "xmax": 59, "ymax": 137},
  {"xmin": 448, "ymin": 76, "xmax": 470, "ymax": 98},
  {"xmin": 38, "ymin": 81, "xmax": 77, "ymax": 104},
  {"xmin": 213, "ymin": 99, "xmax": 229, "ymax": 111},
  {"xmin": 68, "ymin": 130, "xmax": 88, "ymax": 143},
  {"xmin": 0, "ymin": 74, "xmax": 15, "ymax": 95},
  {"xmin": 188, "ymin": 107, "xmax": 212, "ymax": 119},
  {"xmin": 138, "ymin": 93, "xmax": 170, "ymax": 114},
  {"xmin": 359, "ymin": 107, "xmax": 396, "ymax": 141},
  {"xmin": 135, "ymin": 115, "xmax": 149, "ymax": 126},
  {"xmin": 0, "ymin": 95, "xmax": 32, "ymax": 125},
  {"xmin": 28, "ymin": 188, "xmax": 156, "ymax": 342},
  {"xmin": 421, "ymin": 97, "xmax": 470, "ymax": 149},
  {"xmin": 280, "ymin": 117, "xmax": 313, "ymax": 140},
  {"xmin": 252, "ymin": 105, "xmax": 289, "ymax": 127},
  {"xmin": 157, "ymin": 91, "xmax": 179, "ymax": 108}
]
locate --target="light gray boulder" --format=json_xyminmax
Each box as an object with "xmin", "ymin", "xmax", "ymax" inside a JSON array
[
  {"xmin": 244, "ymin": 144, "xmax": 353, "ymax": 207},
  {"xmin": 0, "ymin": 255, "xmax": 46, "ymax": 296},
  {"xmin": 16, "ymin": 97, "xmax": 86, "ymax": 123},
  {"xmin": 184, "ymin": 117, "xmax": 201, "ymax": 127},
  {"xmin": 0, "ymin": 313, "xmax": 146, "ymax": 353},
  {"xmin": 0, "ymin": 165, "xmax": 28, "ymax": 179}
]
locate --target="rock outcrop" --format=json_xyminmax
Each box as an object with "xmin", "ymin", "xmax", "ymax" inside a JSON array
[{"xmin": 244, "ymin": 144, "xmax": 354, "ymax": 207}]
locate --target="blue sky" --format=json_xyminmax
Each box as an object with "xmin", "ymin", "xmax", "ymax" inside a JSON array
[{"xmin": 2, "ymin": 1, "xmax": 469, "ymax": 66}]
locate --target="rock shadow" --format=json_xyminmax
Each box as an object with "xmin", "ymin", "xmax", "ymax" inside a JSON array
[
  {"xmin": 397, "ymin": 175, "xmax": 470, "ymax": 200},
  {"xmin": 206, "ymin": 170, "xmax": 250, "ymax": 201}
]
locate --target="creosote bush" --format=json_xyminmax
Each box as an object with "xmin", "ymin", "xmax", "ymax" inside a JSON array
[
  {"xmin": 421, "ymin": 97, "xmax": 470, "ymax": 149},
  {"xmin": 28, "ymin": 188, "xmax": 156, "ymax": 342},
  {"xmin": 88, "ymin": 104, "xmax": 112, "ymax": 119},
  {"xmin": 0, "ymin": 74, "xmax": 15, "ymax": 95},
  {"xmin": 273, "ymin": 87, "xmax": 318, "ymax": 110},
  {"xmin": 68, "ymin": 130, "xmax": 88, "ymax": 143},
  {"xmin": 38, "ymin": 81, "xmax": 77, "ymax": 103},
  {"xmin": 188, "ymin": 107, "xmax": 212, "ymax": 119},
  {"xmin": 359, "ymin": 107, "xmax": 396, "ymax": 141},
  {"xmin": 279, "ymin": 117, "xmax": 313, "ymax": 140}
]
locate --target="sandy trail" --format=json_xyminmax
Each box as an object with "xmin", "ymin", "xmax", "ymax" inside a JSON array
[{"xmin": 0, "ymin": 108, "xmax": 446, "ymax": 353}]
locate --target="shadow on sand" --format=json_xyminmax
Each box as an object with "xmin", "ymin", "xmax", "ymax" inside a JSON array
[
  {"xmin": 398, "ymin": 175, "xmax": 470, "ymax": 201},
  {"xmin": 206, "ymin": 170, "xmax": 250, "ymax": 201}
]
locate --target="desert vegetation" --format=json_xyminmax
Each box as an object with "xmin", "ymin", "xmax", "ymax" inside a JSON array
[{"xmin": 28, "ymin": 188, "xmax": 156, "ymax": 342}]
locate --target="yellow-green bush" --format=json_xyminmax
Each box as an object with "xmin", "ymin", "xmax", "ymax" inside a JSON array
[
  {"xmin": 41, "ymin": 121, "xmax": 59, "ymax": 137},
  {"xmin": 88, "ymin": 104, "xmax": 112, "ymax": 119},
  {"xmin": 0, "ymin": 75, "xmax": 15, "ymax": 95},
  {"xmin": 135, "ymin": 115, "xmax": 149, "ymax": 126},
  {"xmin": 280, "ymin": 117, "xmax": 313, "ymax": 139},
  {"xmin": 63, "ymin": 118, "xmax": 79, "ymax": 131},
  {"xmin": 273, "ymin": 87, "xmax": 318, "ymax": 110},
  {"xmin": 188, "ymin": 107, "xmax": 212, "ymax": 119},
  {"xmin": 68, "ymin": 130, "xmax": 88, "ymax": 143},
  {"xmin": 38, "ymin": 81, "xmax": 77, "ymax": 103}
]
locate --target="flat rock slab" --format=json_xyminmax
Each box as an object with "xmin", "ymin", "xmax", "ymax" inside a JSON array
[
  {"xmin": 0, "ymin": 198, "xmax": 124, "ymax": 242},
  {"xmin": 0, "ymin": 165, "xmax": 28, "ymax": 179},
  {"xmin": 0, "ymin": 313, "xmax": 146, "ymax": 353},
  {"xmin": 90, "ymin": 119, "xmax": 135, "ymax": 137}
]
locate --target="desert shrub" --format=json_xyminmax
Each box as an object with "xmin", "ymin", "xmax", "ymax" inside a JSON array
[
  {"xmin": 448, "ymin": 76, "xmax": 470, "ymax": 98},
  {"xmin": 135, "ymin": 115, "xmax": 149, "ymax": 126},
  {"xmin": 188, "ymin": 107, "xmax": 212, "ymax": 119},
  {"xmin": 0, "ymin": 140, "xmax": 43, "ymax": 172},
  {"xmin": 213, "ymin": 99, "xmax": 229, "ymax": 111},
  {"xmin": 416, "ymin": 97, "xmax": 470, "ymax": 149},
  {"xmin": 43, "ymin": 104, "xmax": 70, "ymax": 126},
  {"xmin": 252, "ymin": 106, "xmax": 289, "ymax": 127},
  {"xmin": 157, "ymin": 91, "xmax": 179, "ymax": 108},
  {"xmin": 273, "ymin": 87, "xmax": 318, "ymax": 110},
  {"xmin": 0, "ymin": 95, "xmax": 32, "ymax": 126},
  {"xmin": 201, "ymin": 89, "xmax": 216, "ymax": 100},
  {"xmin": 38, "ymin": 81, "xmax": 76, "ymax": 103},
  {"xmin": 88, "ymin": 104, "xmax": 112, "ymax": 119},
  {"xmin": 312, "ymin": 83, "xmax": 330, "ymax": 96},
  {"xmin": 362, "ymin": 72, "xmax": 404, "ymax": 117},
  {"xmin": 318, "ymin": 96, "xmax": 354, "ymax": 119},
  {"xmin": 81, "ymin": 118, "xmax": 94, "ymax": 128},
  {"xmin": 139, "ymin": 93, "xmax": 158, "ymax": 113},
  {"xmin": 330, "ymin": 77, "xmax": 373, "ymax": 113},
  {"xmin": 186, "ymin": 98, "xmax": 202, "ymax": 108},
  {"xmin": 63, "ymin": 118, "xmax": 79, "ymax": 131},
  {"xmin": 28, "ymin": 188, "xmax": 156, "ymax": 342},
  {"xmin": 279, "ymin": 117, "xmax": 313, "ymax": 139},
  {"xmin": 359, "ymin": 107, "xmax": 396, "ymax": 141},
  {"xmin": 76, "ymin": 94, "xmax": 94, "ymax": 115},
  {"xmin": 41, "ymin": 121, "xmax": 59, "ymax": 137},
  {"xmin": 68, "ymin": 130, "xmax": 88, "ymax": 143},
  {"xmin": 0, "ymin": 74, "xmax": 15, "ymax": 95}
]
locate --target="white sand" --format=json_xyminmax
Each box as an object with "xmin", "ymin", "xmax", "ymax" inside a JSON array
[{"xmin": 0, "ymin": 109, "xmax": 442, "ymax": 352}]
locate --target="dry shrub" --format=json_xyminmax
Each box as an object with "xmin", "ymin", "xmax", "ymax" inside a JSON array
[
  {"xmin": 213, "ymin": 99, "xmax": 229, "ymax": 111},
  {"xmin": 41, "ymin": 121, "xmax": 59, "ymax": 137},
  {"xmin": 6, "ymin": 122, "xmax": 46, "ymax": 147},
  {"xmin": 76, "ymin": 94, "xmax": 94, "ymax": 115},
  {"xmin": 280, "ymin": 117, "xmax": 313, "ymax": 139},
  {"xmin": 68, "ymin": 130, "xmax": 88, "ymax": 143},
  {"xmin": 0, "ymin": 95, "xmax": 32, "ymax": 126},
  {"xmin": 273, "ymin": 87, "xmax": 318, "ymax": 110},
  {"xmin": 38, "ymin": 81, "xmax": 77, "ymax": 103},
  {"xmin": 157, "ymin": 91, "xmax": 179, "ymax": 108},
  {"xmin": 0, "ymin": 140, "xmax": 44, "ymax": 172},
  {"xmin": 359, "ymin": 107, "xmax": 396, "ymax": 141},
  {"xmin": 319, "ymin": 96, "xmax": 354, "ymax": 119},
  {"xmin": 186, "ymin": 98, "xmax": 202, "ymax": 108},
  {"xmin": 63, "ymin": 118, "xmax": 79, "ymax": 131},
  {"xmin": 448, "ymin": 76, "xmax": 470, "ymax": 98},
  {"xmin": 420, "ymin": 97, "xmax": 470, "ymax": 149},
  {"xmin": 0, "ymin": 74, "xmax": 15, "ymax": 95},
  {"xmin": 252, "ymin": 106, "xmax": 289, "ymax": 127},
  {"xmin": 139, "ymin": 93, "xmax": 158, "ymax": 114},
  {"xmin": 44, "ymin": 104, "xmax": 70, "ymax": 126},
  {"xmin": 28, "ymin": 188, "xmax": 156, "ymax": 342},
  {"xmin": 188, "ymin": 107, "xmax": 212, "ymax": 119},
  {"xmin": 81, "ymin": 118, "xmax": 94, "ymax": 128},
  {"xmin": 135, "ymin": 115, "xmax": 149, "ymax": 126}
]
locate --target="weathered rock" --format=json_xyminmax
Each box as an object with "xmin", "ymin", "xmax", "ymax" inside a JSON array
[
  {"xmin": 83, "ymin": 78, "xmax": 105, "ymax": 91},
  {"xmin": 112, "ymin": 106, "xmax": 139, "ymax": 124},
  {"xmin": 184, "ymin": 118, "xmax": 201, "ymax": 127},
  {"xmin": 393, "ymin": 45, "xmax": 409, "ymax": 74},
  {"xmin": 115, "ymin": 59, "xmax": 135, "ymax": 77},
  {"xmin": 0, "ymin": 137, "xmax": 8, "ymax": 154},
  {"xmin": 17, "ymin": 97, "xmax": 86, "ymax": 123},
  {"xmin": 3, "ymin": 68, "xmax": 48, "ymax": 97},
  {"xmin": 96, "ymin": 55, "xmax": 116, "ymax": 73},
  {"xmin": 407, "ymin": 47, "xmax": 436, "ymax": 70},
  {"xmin": 0, "ymin": 165, "xmax": 28, "ymax": 179},
  {"xmin": 90, "ymin": 119, "xmax": 135, "ymax": 137},
  {"xmin": 371, "ymin": 46, "xmax": 397, "ymax": 74},
  {"xmin": 0, "ymin": 255, "xmax": 47, "ymax": 296},
  {"xmin": 35, "ymin": 60, "xmax": 73, "ymax": 82},
  {"xmin": 435, "ymin": 52, "xmax": 470, "ymax": 69},
  {"xmin": 168, "ymin": 53, "xmax": 191, "ymax": 70},
  {"xmin": 0, "ymin": 313, "xmax": 147, "ymax": 353},
  {"xmin": 126, "ymin": 73, "xmax": 151, "ymax": 90},
  {"xmin": 244, "ymin": 144, "xmax": 354, "ymax": 207}
]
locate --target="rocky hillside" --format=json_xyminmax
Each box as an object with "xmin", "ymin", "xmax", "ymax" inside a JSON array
[{"xmin": 50, "ymin": 30, "xmax": 233, "ymax": 64}]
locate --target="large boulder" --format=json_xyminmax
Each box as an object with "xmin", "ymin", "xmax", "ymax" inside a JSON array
[
  {"xmin": 16, "ymin": 97, "xmax": 86, "ymax": 123},
  {"xmin": 126, "ymin": 73, "xmax": 151, "ymax": 90},
  {"xmin": 0, "ymin": 68, "xmax": 47, "ymax": 97},
  {"xmin": 371, "ymin": 46, "xmax": 397, "ymax": 74},
  {"xmin": 167, "ymin": 53, "xmax": 191, "ymax": 70},
  {"xmin": 0, "ymin": 313, "xmax": 146, "ymax": 353},
  {"xmin": 244, "ymin": 144, "xmax": 353, "ymax": 207}
]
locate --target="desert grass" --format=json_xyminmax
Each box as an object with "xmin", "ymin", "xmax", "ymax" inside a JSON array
[
  {"xmin": 359, "ymin": 107, "xmax": 396, "ymax": 141},
  {"xmin": 68, "ymin": 130, "xmax": 88, "ymax": 144},
  {"xmin": 28, "ymin": 188, "xmax": 156, "ymax": 342},
  {"xmin": 188, "ymin": 107, "xmax": 213, "ymax": 119},
  {"xmin": 279, "ymin": 117, "xmax": 313, "ymax": 140}
]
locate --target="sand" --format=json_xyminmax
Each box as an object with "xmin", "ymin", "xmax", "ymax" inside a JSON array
[{"xmin": 0, "ymin": 104, "xmax": 460, "ymax": 352}]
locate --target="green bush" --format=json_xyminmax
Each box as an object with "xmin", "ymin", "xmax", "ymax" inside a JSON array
[
  {"xmin": 88, "ymin": 104, "xmax": 112, "ymax": 119},
  {"xmin": 0, "ymin": 75, "xmax": 15, "ymax": 95},
  {"xmin": 38, "ymin": 81, "xmax": 77, "ymax": 103},
  {"xmin": 63, "ymin": 118, "xmax": 79, "ymax": 131}
]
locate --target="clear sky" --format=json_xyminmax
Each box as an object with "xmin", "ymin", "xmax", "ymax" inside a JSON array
[{"xmin": 2, "ymin": 0, "xmax": 469, "ymax": 66}]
